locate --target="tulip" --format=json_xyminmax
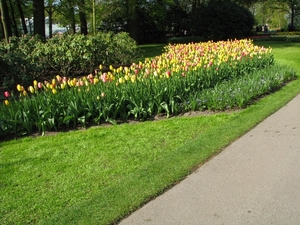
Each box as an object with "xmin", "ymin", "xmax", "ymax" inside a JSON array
[
  {"xmin": 28, "ymin": 86, "xmax": 35, "ymax": 94},
  {"xmin": 17, "ymin": 84, "xmax": 24, "ymax": 92},
  {"xmin": 166, "ymin": 70, "xmax": 171, "ymax": 78},
  {"xmin": 101, "ymin": 73, "xmax": 107, "ymax": 83},
  {"xmin": 94, "ymin": 78, "xmax": 99, "ymax": 84},
  {"xmin": 4, "ymin": 91, "xmax": 10, "ymax": 98},
  {"xmin": 52, "ymin": 89, "xmax": 57, "ymax": 94},
  {"xmin": 4, "ymin": 100, "xmax": 9, "ymax": 106},
  {"xmin": 56, "ymin": 75, "xmax": 62, "ymax": 82},
  {"xmin": 131, "ymin": 75, "xmax": 136, "ymax": 83},
  {"xmin": 23, "ymin": 90, "xmax": 27, "ymax": 96}
]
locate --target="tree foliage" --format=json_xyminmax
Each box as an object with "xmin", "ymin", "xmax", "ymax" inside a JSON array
[
  {"xmin": 191, "ymin": 0, "xmax": 255, "ymax": 41},
  {"xmin": 0, "ymin": 0, "xmax": 299, "ymax": 44}
]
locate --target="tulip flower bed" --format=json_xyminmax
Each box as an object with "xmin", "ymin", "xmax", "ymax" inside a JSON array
[{"xmin": 0, "ymin": 39, "xmax": 296, "ymax": 138}]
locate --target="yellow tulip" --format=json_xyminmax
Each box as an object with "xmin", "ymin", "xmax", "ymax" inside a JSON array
[
  {"xmin": 28, "ymin": 86, "xmax": 35, "ymax": 94},
  {"xmin": 16, "ymin": 84, "xmax": 24, "ymax": 92},
  {"xmin": 17, "ymin": 84, "xmax": 21, "ymax": 91},
  {"xmin": 52, "ymin": 89, "xmax": 57, "ymax": 94},
  {"xmin": 4, "ymin": 100, "xmax": 9, "ymax": 106},
  {"xmin": 56, "ymin": 75, "xmax": 62, "ymax": 82},
  {"xmin": 94, "ymin": 78, "xmax": 99, "ymax": 84}
]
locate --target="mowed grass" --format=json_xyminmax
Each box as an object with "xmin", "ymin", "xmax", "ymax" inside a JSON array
[
  {"xmin": 1, "ymin": 41, "xmax": 300, "ymax": 225},
  {"xmin": 254, "ymin": 41, "xmax": 300, "ymax": 74}
]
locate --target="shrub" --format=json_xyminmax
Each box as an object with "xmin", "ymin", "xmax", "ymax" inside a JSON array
[
  {"xmin": 0, "ymin": 32, "xmax": 141, "ymax": 88},
  {"xmin": 190, "ymin": 0, "xmax": 255, "ymax": 41},
  {"xmin": 167, "ymin": 36, "xmax": 205, "ymax": 44},
  {"xmin": 0, "ymin": 35, "xmax": 44, "ymax": 89}
]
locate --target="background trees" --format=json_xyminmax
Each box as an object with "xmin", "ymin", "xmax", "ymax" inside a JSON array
[
  {"xmin": 0, "ymin": 0, "xmax": 299, "ymax": 44},
  {"xmin": 191, "ymin": 0, "xmax": 255, "ymax": 41}
]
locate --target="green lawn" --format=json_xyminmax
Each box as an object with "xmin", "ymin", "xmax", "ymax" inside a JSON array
[
  {"xmin": 1, "ymin": 41, "xmax": 300, "ymax": 225},
  {"xmin": 254, "ymin": 41, "xmax": 300, "ymax": 74}
]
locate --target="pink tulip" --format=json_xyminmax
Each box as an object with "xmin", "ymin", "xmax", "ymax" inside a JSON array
[
  {"xmin": 38, "ymin": 82, "xmax": 43, "ymax": 89},
  {"xmin": 4, "ymin": 91, "xmax": 10, "ymax": 98},
  {"xmin": 101, "ymin": 73, "xmax": 107, "ymax": 83}
]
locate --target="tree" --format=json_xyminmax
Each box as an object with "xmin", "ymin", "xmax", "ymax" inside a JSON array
[
  {"xmin": 33, "ymin": 0, "xmax": 46, "ymax": 39},
  {"xmin": 281, "ymin": 0, "xmax": 300, "ymax": 29},
  {"xmin": 56, "ymin": 0, "xmax": 77, "ymax": 34},
  {"xmin": 78, "ymin": 0, "xmax": 88, "ymax": 34},
  {"xmin": 127, "ymin": 0, "xmax": 139, "ymax": 42},
  {"xmin": 0, "ymin": 0, "xmax": 12, "ymax": 42},
  {"xmin": 16, "ymin": 0, "xmax": 28, "ymax": 34},
  {"xmin": 191, "ymin": 0, "xmax": 255, "ymax": 41},
  {"xmin": 45, "ymin": 0, "xmax": 58, "ymax": 38}
]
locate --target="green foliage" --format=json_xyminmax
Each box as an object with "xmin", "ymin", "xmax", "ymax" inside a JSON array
[
  {"xmin": 0, "ymin": 35, "xmax": 44, "ymax": 89},
  {"xmin": 0, "ymin": 32, "xmax": 141, "ymax": 88},
  {"xmin": 191, "ymin": 0, "xmax": 255, "ymax": 41},
  {"xmin": 252, "ymin": 35, "xmax": 300, "ymax": 42},
  {"xmin": 167, "ymin": 36, "xmax": 205, "ymax": 44}
]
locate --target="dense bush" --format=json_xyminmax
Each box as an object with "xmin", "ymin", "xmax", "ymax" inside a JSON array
[
  {"xmin": 0, "ymin": 32, "xmax": 141, "ymax": 89},
  {"xmin": 0, "ymin": 36, "xmax": 44, "ymax": 88},
  {"xmin": 167, "ymin": 36, "xmax": 205, "ymax": 44},
  {"xmin": 190, "ymin": 0, "xmax": 254, "ymax": 41}
]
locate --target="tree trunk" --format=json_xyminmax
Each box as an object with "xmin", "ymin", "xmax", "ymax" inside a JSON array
[
  {"xmin": 78, "ymin": 0, "xmax": 88, "ymax": 35},
  {"xmin": 1, "ymin": 0, "xmax": 12, "ymax": 41},
  {"xmin": 9, "ymin": 0, "xmax": 19, "ymax": 37},
  {"xmin": 49, "ymin": 11, "xmax": 53, "ymax": 38},
  {"xmin": 291, "ymin": 4, "xmax": 295, "ymax": 26},
  {"xmin": 33, "ymin": 0, "xmax": 45, "ymax": 39},
  {"xmin": 127, "ymin": 0, "xmax": 139, "ymax": 43},
  {"xmin": 16, "ymin": 0, "xmax": 28, "ymax": 34},
  {"xmin": 70, "ymin": 7, "xmax": 76, "ymax": 34}
]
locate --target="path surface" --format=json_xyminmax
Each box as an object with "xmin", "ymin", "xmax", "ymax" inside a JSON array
[{"xmin": 119, "ymin": 94, "xmax": 300, "ymax": 225}]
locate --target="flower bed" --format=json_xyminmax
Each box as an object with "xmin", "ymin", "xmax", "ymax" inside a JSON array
[{"xmin": 0, "ymin": 39, "xmax": 296, "ymax": 138}]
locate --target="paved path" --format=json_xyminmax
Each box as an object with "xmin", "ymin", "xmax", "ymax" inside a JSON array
[{"xmin": 119, "ymin": 94, "xmax": 300, "ymax": 225}]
